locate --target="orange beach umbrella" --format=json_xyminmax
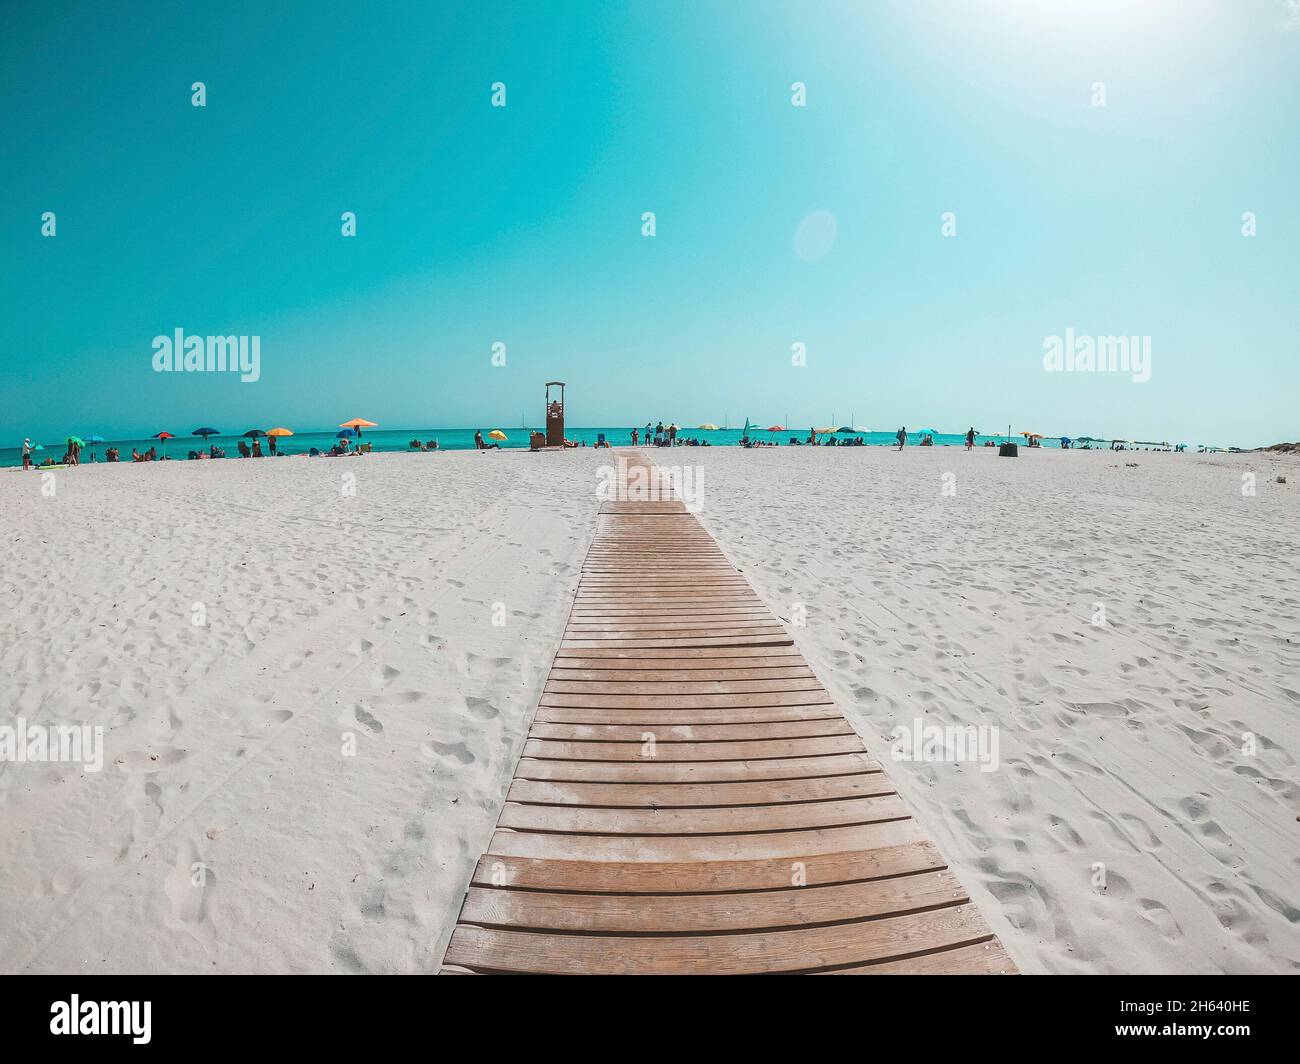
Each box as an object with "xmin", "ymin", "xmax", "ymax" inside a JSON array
[
  {"xmin": 266, "ymin": 427, "xmax": 294, "ymax": 437},
  {"xmin": 340, "ymin": 417, "xmax": 377, "ymax": 438}
]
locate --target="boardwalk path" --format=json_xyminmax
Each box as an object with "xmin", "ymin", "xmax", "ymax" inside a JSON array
[{"xmin": 440, "ymin": 453, "xmax": 1015, "ymax": 974}]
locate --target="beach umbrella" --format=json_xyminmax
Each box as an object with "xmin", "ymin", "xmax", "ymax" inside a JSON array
[
  {"xmin": 698, "ymin": 423, "xmax": 719, "ymax": 431},
  {"xmin": 340, "ymin": 417, "xmax": 377, "ymax": 438},
  {"xmin": 913, "ymin": 428, "xmax": 939, "ymax": 437},
  {"xmin": 243, "ymin": 429, "xmax": 266, "ymax": 438},
  {"xmin": 66, "ymin": 435, "xmax": 85, "ymax": 447},
  {"xmin": 152, "ymin": 431, "xmax": 174, "ymax": 458},
  {"xmin": 488, "ymin": 429, "xmax": 507, "ymax": 441},
  {"xmin": 191, "ymin": 427, "xmax": 220, "ymax": 438},
  {"xmin": 265, "ymin": 427, "xmax": 293, "ymax": 452},
  {"xmin": 336, "ymin": 428, "xmax": 356, "ymax": 438}
]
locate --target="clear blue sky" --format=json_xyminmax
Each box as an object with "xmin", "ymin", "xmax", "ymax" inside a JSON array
[{"xmin": 3, "ymin": 0, "xmax": 1297, "ymax": 446}]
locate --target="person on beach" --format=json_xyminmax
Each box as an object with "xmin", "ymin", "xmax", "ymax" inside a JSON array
[
  {"xmin": 474, "ymin": 430, "xmax": 500, "ymax": 450},
  {"xmin": 966, "ymin": 427, "xmax": 976, "ymax": 450},
  {"xmin": 252, "ymin": 438, "xmax": 263, "ymax": 457},
  {"xmin": 896, "ymin": 427, "xmax": 907, "ymax": 449},
  {"xmin": 22, "ymin": 438, "xmax": 32, "ymax": 470},
  {"xmin": 268, "ymin": 435, "xmax": 277, "ymax": 456},
  {"xmin": 631, "ymin": 428, "xmax": 638, "ymax": 445}
]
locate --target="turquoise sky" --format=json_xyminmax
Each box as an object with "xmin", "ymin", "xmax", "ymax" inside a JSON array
[{"xmin": 3, "ymin": 0, "xmax": 1297, "ymax": 446}]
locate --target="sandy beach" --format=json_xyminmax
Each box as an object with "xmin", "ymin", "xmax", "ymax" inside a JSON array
[
  {"xmin": 690, "ymin": 445, "xmax": 1300, "ymax": 974},
  {"xmin": 1, "ymin": 450, "xmax": 609, "ymax": 972},
  {"xmin": 2, "ymin": 446, "xmax": 1297, "ymax": 974}
]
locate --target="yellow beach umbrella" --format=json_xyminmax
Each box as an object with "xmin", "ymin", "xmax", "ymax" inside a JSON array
[
  {"xmin": 488, "ymin": 429, "xmax": 507, "ymax": 441},
  {"xmin": 266, "ymin": 427, "xmax": 294, "ymax": 437}
]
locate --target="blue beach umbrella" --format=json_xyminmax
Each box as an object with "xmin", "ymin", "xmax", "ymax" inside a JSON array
[
  {"xmin": 336, "ymin": 428, "xmax": 356, "ymax": 438},
  {"xmin": 191, "ymin": 427, "xmax": 220, "ymax": 438}
]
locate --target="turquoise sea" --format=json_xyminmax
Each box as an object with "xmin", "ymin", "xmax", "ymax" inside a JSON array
[{"xmin": 0, "ymin": 427, "xmax": 1124, "ymax": 468}]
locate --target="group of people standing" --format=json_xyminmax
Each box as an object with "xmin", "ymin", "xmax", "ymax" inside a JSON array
[
  {"xmin": 892, "ymin": 427, "xmax": 980, "ymax": 449},
  {"xmin": 632, "ymin": 421, "xmax": 676, "ymax": 447}
]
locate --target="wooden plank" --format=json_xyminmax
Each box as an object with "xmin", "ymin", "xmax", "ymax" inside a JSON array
[
  {"xmin": 496, "ymin": 794, "xmax": 910, "ymax": 835},
  {"xmin": 523, "ymin": 734, "xmax": 863, "ymax": 762},
  {"xmin": 533, "ymin": 705, "xmax": 845, "ymax": 726},
  {"xmin": 536, "ymin": 690, "xmax": 833, "ymax": 709},
  {"xmin": 443, "ymin": 904, "xmax": 994, "ymax": 975},
  {"xmin": 556, "ymin": 642, "xmax": 806, "ymax": 658},
  {"xmin": 817, "ymin": 940, "xmax": 1017, "ymax": 975},
  {"xmin": 515, "ymin": 751, "xmax": 878, "ymax": 783},
  {"xmin": 547, "ymin": 666, "xmax": 815, "ymax": 682},
  {"xmin": 559, "ymin": 636, "xmax": 794, "ymax": 650},
  {"xmin": 487, "ymin": 819, "xmax": 924, "ymax": 863},
  {"xmin": 506, "ymin": 773, "xmax": 890, "ymax": 807},
  {"xmin": 544, "ymin": 678, "xmax": 827, "ymax": 696},
  {"xmin": 469, "ymin": 842, "xmax": 946, "ymax": 892},
  {"xmin": 460, "ymin": 870, "xmax": 960, "ymax": 934},
  {"xmin": 528, "ymin": 719, "xmax": 853, "ymax": 743}
]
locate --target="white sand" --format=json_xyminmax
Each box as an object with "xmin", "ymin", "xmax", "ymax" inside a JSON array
[
  {"xmin": 681, "ymin": 445, "xmax": 1300, "ymax": 974},
  {"xmin": 3, "ymin": 445, "xmax": 1297, "ymax": 974},
  {"xmin": 0, "ymin": 450, "xmax": 609, "ymax": 973}
]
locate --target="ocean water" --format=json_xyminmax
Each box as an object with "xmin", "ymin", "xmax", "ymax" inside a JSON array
[{"xmin": 0, "ymin": 427, "xmax": 1088, "ymax": 468}]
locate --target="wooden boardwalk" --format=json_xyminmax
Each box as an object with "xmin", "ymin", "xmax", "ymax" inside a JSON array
[{"xmin": 440, "ymin": 454, "xmax": 1015, "ymax": 974}]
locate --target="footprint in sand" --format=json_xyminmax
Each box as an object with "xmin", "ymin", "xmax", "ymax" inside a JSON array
[
  {"xmin": 281, "ymin": 649, "xmax": 314, "ymax": 670},
  {"xmin": 421, "ymin": 740, "xmax": 475, "ymax": 765},
  {"xmin": 371, "ymin": 665, "xmax": 400, "ymax": 688},
  {"xmin": 163, "ymin": 843, "xmax": 218, "ymax": 947},
  {"xmin": 465, "ymin": 697, "xmax": 499, "ymax": 721},
  {"xmin": 1137, "ymin": 898, "xmax": 1183, "ymax": 939},
  {"xmin": 353, "ymin": 704, "xmax": 384, "ymax": 735}
]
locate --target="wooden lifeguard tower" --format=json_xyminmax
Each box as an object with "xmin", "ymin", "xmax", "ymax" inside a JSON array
[
  {"xmin": 531, "ymin": 381, "xmax": 567, "ymax": 451},
  {"xmin": 546, "ymin": 381, "xmax": 566, "ymax": 445}
]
